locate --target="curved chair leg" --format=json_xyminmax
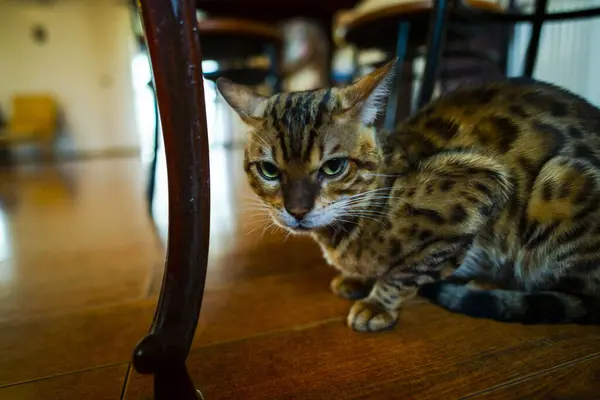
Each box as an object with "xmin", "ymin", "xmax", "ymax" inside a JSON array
[
  {"xmin": 154, "ymin": 363, "xmax": 204, "ymax": 399},
  {"xmin": 133, "ymin": 0, "xmax": 211, "ymax": 399},
  {"xmin": 418, "ymin": 0, "xmax": 451, "ymax": 109}
]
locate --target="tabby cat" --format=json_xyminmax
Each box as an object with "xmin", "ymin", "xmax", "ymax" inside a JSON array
[{"xmin": 217, "ymin": 60, "xmax": 600, "ymax": 332}]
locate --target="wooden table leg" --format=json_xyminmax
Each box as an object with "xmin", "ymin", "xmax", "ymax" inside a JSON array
[{"xmin": 132, "ymin": 0, "xmax": 211, "ymax": 399}]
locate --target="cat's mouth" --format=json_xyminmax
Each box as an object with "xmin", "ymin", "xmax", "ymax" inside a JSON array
[
  {"xmin": 274, "ymin": 212, "xmax": 325, "ymax": 233},
  {"xmin": 282, "ymin": 219, "xmax": 315, "ymax": 232},
  {"xmin": 273, "ymin": 208, "xmax": 338, "ymax": 233}
]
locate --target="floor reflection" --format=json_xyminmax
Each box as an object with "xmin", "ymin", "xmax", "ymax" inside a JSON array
[
  {"xmin": 0, "ymin": 158, "xmax": 162, "ymax": 321},
  {"xmin": 0, "ymin": 210, "xmax": 12, "ymax": 284},
  {"xmin": 0, "ymin": 76, "xmax": 285, "ymax": 322}
]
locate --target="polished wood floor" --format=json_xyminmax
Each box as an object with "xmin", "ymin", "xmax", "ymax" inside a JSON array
[{"xmin": 1, "ymin": 143, "xmax": 600, "ymax": 398}]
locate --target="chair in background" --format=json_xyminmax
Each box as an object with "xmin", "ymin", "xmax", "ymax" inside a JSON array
[
  {"xmin": 334, "ymin": 0, "xmax": 508, "ymax": 130},
  {"xmin": 391, "ymin": 0, "xmax": 600, "ymax": 127},
  {"xmin": 0, "ymin": 95, "xmax": 59, "ymax": 164},
  {"xmin": 197, "ymin": 17, "xmax": 283, "ymax": 93},
  {"xmin": 197, "ymin": 16, "xmax": 283, "ymax": 151},
  {"xmin": 195, "ymin": 0, "xmax": 362, "ymax": 85},
  {"xmin": 338, "ymin": 0, "xmax": 600, "ymax": 128}
]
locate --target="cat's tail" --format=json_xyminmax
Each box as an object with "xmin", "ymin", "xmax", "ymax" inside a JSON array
[{"xmin": 418, "ymin": 282, "xmax": 600, "ymax": 325}]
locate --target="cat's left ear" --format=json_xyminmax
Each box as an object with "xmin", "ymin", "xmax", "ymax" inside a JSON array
[{"xmin": 339, "ymin": 59, "xmax": 396, "ymax": 125}]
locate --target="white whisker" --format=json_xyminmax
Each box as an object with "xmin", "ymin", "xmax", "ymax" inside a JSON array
[
  {"xmin": 364, "ymin": 173, "xmax": 406, "ymax": 178},
  {"xmin": 251, "ymin": 131, "xmax": 271, "ymax": 150}
]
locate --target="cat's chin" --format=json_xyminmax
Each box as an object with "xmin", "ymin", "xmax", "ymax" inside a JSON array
[
  {"xmin": 288, "ymin": 226, "xmax": 314, "ymax": 235},
  {"xmin": 283, "ymin": 223, "xmax": 318, "ymax": 235}
]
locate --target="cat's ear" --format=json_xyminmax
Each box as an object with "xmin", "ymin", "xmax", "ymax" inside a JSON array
[
  {"xmin": 216, "ymin": 78, "xmax": 267, "ymax": 126},
  {"xmin": 339, "ymin": 59, "xmax": 396, "ymax": 125}
]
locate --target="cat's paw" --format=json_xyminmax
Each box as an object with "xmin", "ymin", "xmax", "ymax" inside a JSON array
[
  {"xmin": 347, "ymin": 300, "xmax": 399, "ymax": 332},
  {"xmin": 330, "ymin": 274, "xmax": 374, "ymax": 300}
]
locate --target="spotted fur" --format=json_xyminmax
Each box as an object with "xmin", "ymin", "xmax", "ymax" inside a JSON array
[{"xmin": 218, "ymin": 61, "xmax": 600, "ymax": 332}]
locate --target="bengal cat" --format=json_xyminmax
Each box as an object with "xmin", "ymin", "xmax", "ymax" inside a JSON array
[{"xmin": 217, "ymin": 60, "xmax": 600, "ymax": 332}]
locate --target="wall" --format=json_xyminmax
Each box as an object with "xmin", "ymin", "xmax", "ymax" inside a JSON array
[{"xmin": 0, "ymin": 0, "xmax": 140, "ymax": 156}]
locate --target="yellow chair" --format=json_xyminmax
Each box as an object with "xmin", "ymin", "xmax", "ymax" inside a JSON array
[{"xmin": 0, "ymin": 94, "xmax": 58, "ymax": 160}]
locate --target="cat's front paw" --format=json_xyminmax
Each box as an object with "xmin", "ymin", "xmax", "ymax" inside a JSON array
[
  {"xmin": 331, "ymin": 274, "xmax": 374, "ymax": 300},
  {"xmin": 347, "ymin": 300, "xmax": 399, "ymax": 332}
]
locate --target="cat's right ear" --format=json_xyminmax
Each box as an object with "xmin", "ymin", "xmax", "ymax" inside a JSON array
[{"xmin": 216, "ymin": 78, "xmax": 267, "ymax": 126}]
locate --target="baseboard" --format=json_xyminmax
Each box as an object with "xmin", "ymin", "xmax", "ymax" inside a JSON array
[
  {"xmin": 1, "ymin": 146, "xmax": 142, "ymax": 166},
  {"xmin": 56, "ymin": 147, "xmax": 142, "ymax": 162}
]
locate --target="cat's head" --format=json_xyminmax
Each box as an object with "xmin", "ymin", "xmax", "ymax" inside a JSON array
[{"xmin": 217, "ymin": 61, "xmax": 395, "ymax": 233}]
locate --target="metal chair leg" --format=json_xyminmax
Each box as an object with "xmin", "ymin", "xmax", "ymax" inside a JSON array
[
  {"xmin": 524, "ymin": 0, "xmax": 549, "ymax": 77},
  {"xmin": 350, "ymin": 47, "xmax": 360, "ymax": 83},
  {"xmin": 418, "ymin": 0, "xmax": 451, "ymax": 109},
  {"xmin": 266, "ymin": 43, "xmax": 282, "ymax": 93},
  {"xmin": 384, "ymin": 21, "xmax": 410, "ymax": 132},
  {"xmin": 133, "ymin": 0, "xmax": 211, "ymax": 399}
]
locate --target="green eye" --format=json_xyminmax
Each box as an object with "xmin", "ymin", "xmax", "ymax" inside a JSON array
[
  {"xmin": 257, "ymin": 161, "xmax": 280, "ymax": 180},
  {"xmin": 320, "ymin": 158, "xmax": 348, "ymax": 177}
]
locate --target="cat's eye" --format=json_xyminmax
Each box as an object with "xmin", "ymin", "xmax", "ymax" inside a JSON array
[
  {"xmin": 256, "ymin": 161, "xmax": 280, "ymax": 180},
  {"xmin": 320, "ymin": 158, "xmax": 348, "ymax": 177}
]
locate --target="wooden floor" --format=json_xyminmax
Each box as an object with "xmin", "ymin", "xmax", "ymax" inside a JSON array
[{"xmin": 1, "ymin": 146, "xmax": 600, "ymax": 400}]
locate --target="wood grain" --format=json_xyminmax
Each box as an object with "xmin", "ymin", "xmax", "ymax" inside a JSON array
[
  {"xmin": 467, "ymin": 354, "xmax": 600, "ymax": 399},
  {"xmin": 0, "ymin": 159, "xmax": 163, "ymax": 322},
  {"xmin": 0, "ymin": 364, "xmax": 129, "ymax": 400},
  {"xmin": 126, "ymin": 303, "xmax": 600, "ymax": 399},
  {"xmin": 0, "ymin": 300, "xmax": 154, "ymax": 387},
  {"xmin": 194, "ymin": 261, "xmax": 345, "ymax": 346}
]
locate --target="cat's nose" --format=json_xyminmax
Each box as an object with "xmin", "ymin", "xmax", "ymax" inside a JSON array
[{"xmin": 286, "ymin": 207, "xmax": 309, "ymax": 220}]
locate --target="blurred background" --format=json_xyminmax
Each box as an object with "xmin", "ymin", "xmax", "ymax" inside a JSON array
[{"xmin": 1, "ymin": 0, "xmax": 600, "ymax": 398}]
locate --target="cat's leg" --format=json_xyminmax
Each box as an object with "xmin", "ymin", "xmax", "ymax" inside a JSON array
[
  {"xmin": 347, "ymin": 277, "xmax": 419, "ymax": 332},
  {"xmin": 330, "ymin": 274, "xmax": 375, "ymax": 300},
  {"xmin": 347, "ymin": 266, "xmax": 452, "ymax": 332}
]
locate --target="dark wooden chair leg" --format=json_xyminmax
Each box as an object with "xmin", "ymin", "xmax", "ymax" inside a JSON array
[
  {"xmin": 154, "ymin": 363, "xmax": 203, "ymax": 400},
  {"xmin": 133, "ymin": 0, "xmax": 211, "ymax": 399},
  {"xmin": 524, "ymin": 0, "xmax": 549, "ymax": 77},
  {"xmin": 384, "ymin": 21, "xmax": 410, "ymax": 131},
  {"xmin": 418, "ymin": 0, "xmax": 451, "ymax": 109}
]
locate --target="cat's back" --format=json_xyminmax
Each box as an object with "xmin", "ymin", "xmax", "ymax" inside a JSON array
[{"xmin": 386, "ymin": 78, "xmax": 600, "ymax": 166}]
